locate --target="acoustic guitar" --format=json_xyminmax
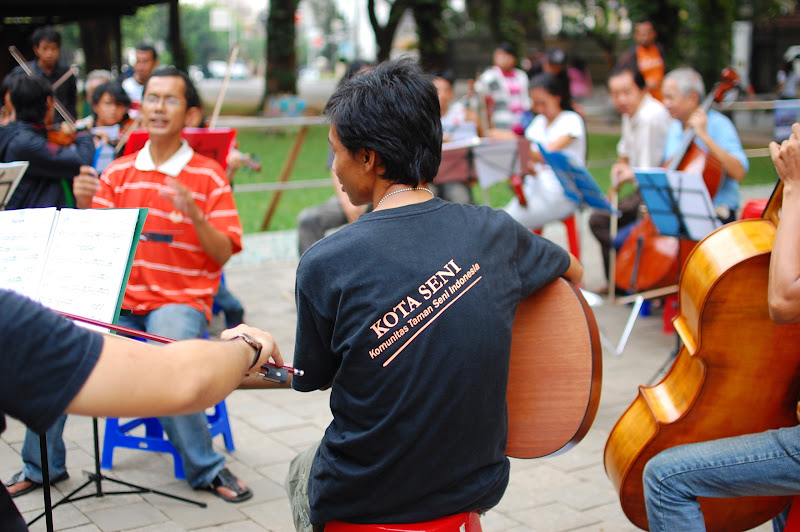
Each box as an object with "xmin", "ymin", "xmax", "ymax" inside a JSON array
[{"xmin": 507, "ymin": 277, "xmax": 603, "ymax": 458}]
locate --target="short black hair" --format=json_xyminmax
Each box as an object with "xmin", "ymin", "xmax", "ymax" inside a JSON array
[
  {"xmin": 324, "ymin": 57, "xmax": 442, "ymax": 186},
  {"xmin": 1, "ymin": 72, "xmax": 24, "ymax": 99},
  {"xmin": 91, "ymin": 80, "xmax": 132, "ymax": 108},
  {"xmin": 31, "ymin": 26, "xmax": 61, "ymax": 48},
  {"xmin": 144, "ymin": 66, "xmax": 201, "ymax": 110},
  {"xmin": 136, "ymin": 43, "xmax": 158, "ymax": 61},
  {"xmin": 10, "ymin": 75, "xmax": 51, "ymax": 123},
  {"xmin": 608, "ymin": 64, "xmax": 646, "ymax": 90}
]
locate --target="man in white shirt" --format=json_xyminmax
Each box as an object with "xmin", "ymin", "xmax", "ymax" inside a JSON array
[
  {"xmin": 121, "ymin": 44, "xmax": 158, "ymax": 115},
  {"xmin": 589, "ymin": 65, "xmax": 671, "ymax": 284}
]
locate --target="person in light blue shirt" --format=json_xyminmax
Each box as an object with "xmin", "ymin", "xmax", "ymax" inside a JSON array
[{"xmin": 662, "ymin": 67, "xmax": 748, "ymax": 223}]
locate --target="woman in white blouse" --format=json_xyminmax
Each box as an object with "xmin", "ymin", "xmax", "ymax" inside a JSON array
[{"xmin": 503, "ymin": 72, "xmax": 586, "ymax": 229}]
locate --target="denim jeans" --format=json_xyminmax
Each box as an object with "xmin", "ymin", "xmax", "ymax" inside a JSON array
[
  {"xmin": 119, "ymin": 304, "xmax": 225, "ymax": 488},
  {"xmin": 643, "ymin": 425, "xmax": 800, "ymax": 532},
  {"xmin": 214, "ymin": 282, "xmax": 245, "ymax": 328},
  {"xmin": 20, "ymin": 414, "xmax": 68, "ymax": 483}
]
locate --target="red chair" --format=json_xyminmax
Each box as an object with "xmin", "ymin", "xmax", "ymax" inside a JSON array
[
  {"xmin": 740, "ymin": 198, "xmax": 769, "ymax": 220},
  {"xmin": 326, "ymin": 512, "xmax": 483, "ymax": 532},
  {"xmin": 532, "ymin": 214, "xmax": 581, "ymax": 261}
]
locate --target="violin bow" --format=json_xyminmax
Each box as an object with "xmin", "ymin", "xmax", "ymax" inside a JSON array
[
  {"xmin": 8, "ymin": 45, "xmax": 78, "ymax": 130},
  {"xmin": 208, "ymin": 42, "xmax": 240, "ymax": 129},
  {"xmin": 114, "ymin": 115, "xmax": 141, "ymax": 155},
  {"xmin": 51, "ymin": 65, "xmax": 78, "ymax": 92},
  {"xmin": 57, "ymin": 310, "xmax": 304, "ymax": 376}
]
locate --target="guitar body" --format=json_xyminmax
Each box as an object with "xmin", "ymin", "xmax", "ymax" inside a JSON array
[
  {"xmin": 506, "ymin": 278, "xmax": 603, "ymax": 458},
  {"xmin": 605, "ymin": 183, "xmax": 800, "ymax": 530}
]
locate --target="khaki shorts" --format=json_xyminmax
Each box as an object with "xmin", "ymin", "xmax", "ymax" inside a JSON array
[{"xmin": 285, "ymin": 442, "xmax": 323, "ymax": 532}]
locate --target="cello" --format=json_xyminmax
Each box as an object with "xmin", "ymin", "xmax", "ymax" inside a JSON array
[
  {"xmin": 604, "ymin": 179, "xmax": 800, "ymax": 531},
  {"xmin": 614, "ymin": 69, "xmax": 740, "ymax": 293}
]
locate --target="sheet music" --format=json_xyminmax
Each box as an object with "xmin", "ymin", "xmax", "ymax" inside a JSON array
[
  {"xmin": 0, "ymin": 207, "xmax": 58, "ymax": 299},
  {"xmin": 666, "ymin": 169, "xmax": 721, "ymax": 240},
  {"xmin": 37, "ymin": 208, "xmax": 141, "ymax": 323},
  {"xmin": 0, "ymin": 161, "xmax": 29, "ymax": 210},
  {"xmin": 472, "ymin": 139, "xmax": 524, "ymax": 189}
]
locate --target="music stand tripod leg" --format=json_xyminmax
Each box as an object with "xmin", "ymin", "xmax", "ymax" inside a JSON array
[
  {"xmin": 27, "ymin": 418, "xmax": 206, "ymax": 527},
  {"xmin": 614, "ymin": 296, "xmax": 644, "ymax": 356}
]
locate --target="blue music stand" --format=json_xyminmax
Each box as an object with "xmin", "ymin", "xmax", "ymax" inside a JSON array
[
  {"xmin": 537, "ymin": 144, "xmax": 617, "ymax": 214},
  {"xmin": 633, "ymin": 168, "xmax": 721, "ymax": 241}
]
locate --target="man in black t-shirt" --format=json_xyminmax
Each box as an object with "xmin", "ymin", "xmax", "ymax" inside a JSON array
[
  {"xmin": 286, "ymin": 58, "xmax": 583, "ymax": 530},
  {"xmin": 0, "ymin": 289, "xmax": 287, "ymax": 530},
  {"xmin": 12, "ymin": 26, "xmax": 78, "ymax": 125}
]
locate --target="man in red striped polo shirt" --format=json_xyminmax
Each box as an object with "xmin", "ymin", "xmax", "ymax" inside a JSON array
[{"xmin": 92, "ymin": 66, "xmax": 251, "ymax": 503}]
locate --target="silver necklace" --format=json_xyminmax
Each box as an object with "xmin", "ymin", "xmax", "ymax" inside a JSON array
[{"xmin": 376, "ymin": 187, "xmax": 434, "ymax": 209}]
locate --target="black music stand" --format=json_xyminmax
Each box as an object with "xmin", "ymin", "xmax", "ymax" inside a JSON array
[
  {"xmin": 632, "ymin": 168, "xmax": 720, "ymax": 375},
  {"xmin": 30, "ymin": 418, "xmax": 206, "ymax": 530},
  {"xmin": 635, "ymin": 168, "xmax": 721, "ymax": 242}
]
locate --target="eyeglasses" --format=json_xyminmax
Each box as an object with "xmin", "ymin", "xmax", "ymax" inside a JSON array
[{"xmin": 142, "ymin": 94, "xmax": 185, "ymax": 108}]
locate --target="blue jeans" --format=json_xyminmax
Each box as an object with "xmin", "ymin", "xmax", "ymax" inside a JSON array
[
  {"xmin": 643, "ymin": 425, "xmax": 800, "ymax": 532},
  {"xmin": 21, "ymin": 414, "xmax": 68, "ymax": 483},
  {"xmin": 118, "ymin": 304, "xmax": 225, "ymax": 488}
]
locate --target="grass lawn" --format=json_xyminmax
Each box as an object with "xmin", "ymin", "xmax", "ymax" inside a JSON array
[{"xmin": 231, "ymin": 125, "xmax": 778, "ymax": 234}]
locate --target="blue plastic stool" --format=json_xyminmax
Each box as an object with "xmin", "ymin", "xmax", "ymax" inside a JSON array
[
  {"xmin": 101, "ymin": 329, "xmax": 235, "ymax": 480},
  {"xmin": 101, "ymin": 402, "xmax": 235, "ymax": 479}
]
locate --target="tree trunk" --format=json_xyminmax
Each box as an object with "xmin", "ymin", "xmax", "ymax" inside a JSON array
[
  {"xmin": 368, "ymin": 0, "xmax": 411, "ymax": 62},
  {"xmin": 79, "ymin": 17, "xmax": 116, "ymax": 73},
  {"xmin": 259, "ymin": 0, "xmax": 298, "ymax": 112},
  {"xmin": 414, "ymin": 0, "xmax": 448, "ymax": 71},
  {"xmin": 168, "ymin": 0, "xmax": 186, "ymax": 71}
]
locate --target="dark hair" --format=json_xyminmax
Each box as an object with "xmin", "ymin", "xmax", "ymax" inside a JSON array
[
  {"xmin": 608, "ymin": 64, "xmax": 646, "ymax": 90},
  {"xmin": 497, "ymin": 42, "xmax": 516, "ymax": 56},
  {"xmin": 530, "ymin": 72, "xmax": 574, "ymax": 112},
  {"xmin": 546, "ymin": 47, "xmax": 567, "ymax": 66},
  {"xmin": 136, "ymin": 43, "xmax": 158, "ymax": 61},
  {"xmin": 342, "ymin": 59, "xmax": 373, "ymax": 85},
  {"xmin": 31, "ymin": 26, "xmax": 61, "ymax": 47},
  {"xmin": 432, "ymin": 68, "xmax": 455, "ymax": 87},
  {"xmin": 144, "ymin": 66, "xmax": 201, "ymax": 110},
  {"xmin": 324, "ymin": 58, "xmax": 442, "ymax": 186},
  {"xmin": 91, "ymin": 80, "xmax": 132, "ymax": 108},
  {"xmin": 10, "ymin": 75, "xmax": 51, "ymax": 123},
  {"xmin": 1, "ymin": 72, "xmax": 24, "ymax": 99}
]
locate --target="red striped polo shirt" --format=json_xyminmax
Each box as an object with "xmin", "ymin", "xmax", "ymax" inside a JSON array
[{"xmin": 93, "ymin": 140, "xmax": 243, "ymax": 320}]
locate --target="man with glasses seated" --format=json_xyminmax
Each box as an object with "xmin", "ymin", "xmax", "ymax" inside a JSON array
[{"xmin": 90, "ymin": 66, "xmax": 252, "ymax": 503}]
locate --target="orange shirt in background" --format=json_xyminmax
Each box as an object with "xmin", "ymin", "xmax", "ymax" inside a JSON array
[{"xmin": 636, "ymin": 45, "xmax": 665, "ymax": 101}]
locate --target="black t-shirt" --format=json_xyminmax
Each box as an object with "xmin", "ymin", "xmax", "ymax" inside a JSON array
[
  {"xmin": 293, "ymin": 198, "xmax": 570, "ymax": 525},
  {"xmin": 0, "ymin": 289, "xmax": 103, "ymax": 530}
]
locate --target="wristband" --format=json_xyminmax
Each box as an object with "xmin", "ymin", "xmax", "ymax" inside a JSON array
[{"xmin": 230, "ymin": 333, "xmax": 262, "ymax": 370}]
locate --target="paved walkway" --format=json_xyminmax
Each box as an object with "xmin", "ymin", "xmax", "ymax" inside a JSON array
[{"xmin": 2, "ymin": 185, "xmax": 778, "ymax": 531}]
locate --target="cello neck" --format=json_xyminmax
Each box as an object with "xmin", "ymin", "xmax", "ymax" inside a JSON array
[
  {"xmin": 666, "ymin": 90, "xmax": 718, "ymax": 173},
  {"xmin": 763, "ymin": 180, "xmax": 784, "ymax": 226}
]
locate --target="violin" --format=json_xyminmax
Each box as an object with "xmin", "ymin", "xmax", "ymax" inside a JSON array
[
  {"xmin": 604, "ymin": 180, "xmax": 800, "ymax": 531},
  {"xmin": 614, "ymin": 69, "xmax": 740, "ymax": 293},
  {"xmin": 47, "ymin": 127, "xmax": 77, "ymax": 147}
]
